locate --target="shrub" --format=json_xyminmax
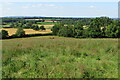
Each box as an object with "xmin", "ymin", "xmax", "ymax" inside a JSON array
[
  {"xmin": 15, "ymin": 28, "xmax": 25, "ymax": 37},
  {"xmin": 40, "ymin": 25, "xmax": 46, "ymax": 30},
  {"xmin": 0, "ymin": 30, "xmax": 9, "ymax": 39},
  {"xmin": 33, "ymin": 25, "xmax": 40, "ymax": 31}
]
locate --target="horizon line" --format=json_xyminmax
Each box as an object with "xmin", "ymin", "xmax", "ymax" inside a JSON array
[{"xmin": 0, "ymin": 16, "xmax": 118, "ymax": 18}]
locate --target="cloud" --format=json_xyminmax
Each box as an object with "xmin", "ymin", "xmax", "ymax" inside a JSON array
[
  {"xmin": 35, "ymin": 4, "xmax": 56, "ymax": 7},
  {"xmin": 6, "ymin": 8, "xmax": 11, "ymax": 10},
  {"xmin": 46, "ymin": 4, "xmax": 56, "ymax": 7},
  {"xmin": 22, "ymin": 6, "xmax": 29, "ymax": 8},
  {"xmin": 22, "ymin": 4, "xmax": 57, "ymax": 9},
  {"xmin": 89, "ymin": 5, "xmax": 96, "ymax": 8},
  {"xmin": 5, "ymin": 2, "xmax": 13, "ymax": 5}
]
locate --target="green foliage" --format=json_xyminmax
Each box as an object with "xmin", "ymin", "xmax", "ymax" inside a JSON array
[
  {"xmin": 93, "ymin": 17, "xmax": 112, "ymax": 27},
  {"xmin": 2, "ymin": 17, "xmax": 119, "ymax": 38},
  {"xmin": 105, "ymin": 23, "xmax": 120, "ymax": 38},
  {"xmin": 58, "ymin": 25, "xmax": 74, "ymax": 37},
  {"xmin": 51, "ymin": 17, "xmax": 118, "ymax": 38},
  {"xmin": 73, "ymin": 23, "xmax": 84, "ymax": 38},
  {"xmin": 0, "ymin": 30, "xmax": 9, "ymax": 39},
  {"xmin": 33, "ymin": 25, "xmax": 40, "ymax": 31},
  {"xmin": 9, "ymin": 23, "xmax": 15, "ymax": 28},
  {"xmin": 84, "ymin": 21, "xmax": 102, "ymax": 38},
  {"xmin": 51, "ymin": 23, "xmax": 64, "ymax": 35},
  {"xmin": 40, "ymin": 25, "xmax": 46, "ymax": 30},
  {"xmin": 15, "ymin": 28, "xmax": 25, "ymax": 37}
]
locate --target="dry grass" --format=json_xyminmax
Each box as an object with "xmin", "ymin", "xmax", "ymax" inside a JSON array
[
  {"xmin": 0, "ymin": 28, "xmax": 52, "ymax": 36},
  {"xmin": 25, "ymin": 19, "xmax": 43, "ymax": 20},
  {"xmin": 45, "ymin": 20, "xmax": 53, "ymax": 22}
]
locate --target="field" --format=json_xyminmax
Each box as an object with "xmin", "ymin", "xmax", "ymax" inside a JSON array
[
  {"xmin": 37, "ymin": 24, "xmax": 54, "ymax": 29},
  {"xmin": 37, "ymin": 22, "xmax": 56, "ymax": 25},
  {"xmin": 0, "ymin": 28, "xmax": 52, "ymax": 36},
  {"xmin": 2, "ymin": 36, "xmax": 118, "ymax": 78}
]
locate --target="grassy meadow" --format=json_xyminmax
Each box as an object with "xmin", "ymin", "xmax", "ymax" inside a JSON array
[{"xmin": 2, "ymin": 36, "xmax": 118, "ymax": 78}]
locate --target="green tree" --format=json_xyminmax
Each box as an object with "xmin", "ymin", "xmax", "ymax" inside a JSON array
[
  {"xmin": 93, "ymin": 17, "xmax": 112, "ymax": 27},
  {"xmin": 58, "ymin": 25, "xmax": 74, "ymax": 37},
  {"xmin": 26, "ymin": 22, "xmax": 32, "ymax": 29},
  {"xmin": 105, "ymin": 23, "xmax": 120, "ymax": 38},
  {"xmin": 15, "ymin": 28, "xmax": 25, "ymax": 37},
  {"xmin": 84, "ymin": 21, "xmax": 102, "ymax": 38},
  {"xmin": 9, "ymin": 23, "xmax": 15, "ymax": 28},
  {"xmin": 0, "ymin": 30, "xmax": 9, "ymax": 39},
  {"xmin": 51, "ymin": 23, "xmax": 64, "ymax": 35},
  {"xmin": 73, "ymin": 23, "xmax": 84, "ymax": 38},
  {"xmin": 33, "ymin": 25, "xmax": 40, "ymax": 31},
  {"xmin": 40, "ymin": 25, "xmax": 46, "ymax": 30}
]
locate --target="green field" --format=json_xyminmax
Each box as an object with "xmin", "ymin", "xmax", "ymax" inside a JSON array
[
  {"xmin": 2, "ymin": 36, "xmax": 118, "ymax": 78},
  {"xmin": 37, "ymin": 22, "xmax": 56, "ymax": 25}
]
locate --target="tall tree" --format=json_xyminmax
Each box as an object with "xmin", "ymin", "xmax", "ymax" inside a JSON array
[{"xmin": 0, "ymin": 30, "xmax": 9, "ymax": 39}]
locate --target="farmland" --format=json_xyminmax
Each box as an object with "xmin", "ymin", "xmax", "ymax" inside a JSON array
[
  {"xmin": 0, "ymin": 28, "xmax": 52, "ymax": 36},
  {"xmin": 1, "ymin": 19, "xmax": 54, "ymax": 36},
  {"xmin": 2, "ymin": 36, "xmax": 118, "ymax": 78},
  {"xmin": 1, "ymin": 17, "xmax": 119, "ymax": 78},
  {"xmin": 37, "ymin": 22, "xmax": 56, "ymax": 25}
]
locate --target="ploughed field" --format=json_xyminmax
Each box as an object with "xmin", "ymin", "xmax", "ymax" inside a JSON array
[{"xmin": 2, "ymin": 36, "xmax": 118, "ymax": 78}]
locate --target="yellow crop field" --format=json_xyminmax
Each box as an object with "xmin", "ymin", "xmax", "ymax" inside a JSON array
[
  {"xmin": 0, "ymin": 28, "xmax": 52, "ymax": 36},
  {"xmin": 25, "ymin": 19, "xmax": 43, "ymax": 20}
]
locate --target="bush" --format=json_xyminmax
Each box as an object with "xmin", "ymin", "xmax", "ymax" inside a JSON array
[
  {"xmin": 0, "ymin": 30, "xmax": 9, "ymax": 39},
  {"xmin": 40, "ymin": 25, "xmax": 46, "ymax": 30},
  {"xmin": 33, "ymin": 25, "xmax": 40, "ymax": 31},
  {"xmin": 15, "ymin": 28, "xmax": 25, "ymax": 37}
]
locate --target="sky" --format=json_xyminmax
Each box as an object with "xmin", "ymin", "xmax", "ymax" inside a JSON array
[{"xmin": 0, "ymin": 0, "xmax": 119, "ymax": 18}]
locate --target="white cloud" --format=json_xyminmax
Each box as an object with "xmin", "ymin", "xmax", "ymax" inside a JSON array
[
  {"xmin": 6, "ymin": 2, "xmax": 13, "ymax": 5},
  {"xmin": 22, "ymin": 4, "xmax": 57, "ymax": 8},
  {"xmin": 36, "ymin": 4, "xmax": 56, "ymax": 7},
  {"xmin": 89, "ymin": 5, "xmax": 96, "ymax": 8},
  {"xmin": 6, "ymin": 8, "xmax": 11, "ymax": 10},
  {"xmin": 22, "ymin": 6, "xmax": 29, "ymax": 8},
  {"xmin": 46, "ymin": 4, "xmax": 56, "ymax": 7}
]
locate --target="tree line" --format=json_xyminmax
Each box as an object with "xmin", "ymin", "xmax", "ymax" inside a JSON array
[
  {"xmin": 51, "ymin": 17, "xmax": 120, "ymax": 38},
  {"xmin": 9, "ymin": 22, "xmax": 46, "ymax": 31},
  {"xmin": 1, "ymin": 17, "xmax": 120, "ymax": 39}
]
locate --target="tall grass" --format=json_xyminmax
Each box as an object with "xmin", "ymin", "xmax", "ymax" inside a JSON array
[{"xmin": 2, "ymin": 37, "xmax": 118, "ymax": 78}]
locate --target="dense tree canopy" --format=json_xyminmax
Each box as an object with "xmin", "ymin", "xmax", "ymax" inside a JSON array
[
  {"xmin": 15, "ymin": 28, "xmax": 25, "ymax": 37},
  {"xmin": 51, "ymin": 17, "xmax": 120, "ymax": 38},
  {"xmin": 0, "ymin": 30, "xmax": 9, "ymax": 39}
]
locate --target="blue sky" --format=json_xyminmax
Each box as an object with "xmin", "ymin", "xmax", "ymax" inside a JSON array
[{"xmin": 1, "ymin": 1, "xmax": 119, "ymax": 18}]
